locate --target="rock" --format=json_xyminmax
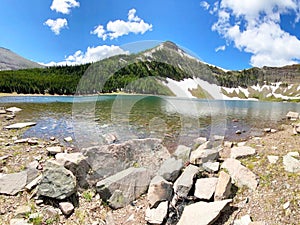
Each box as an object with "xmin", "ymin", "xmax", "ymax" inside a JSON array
[
  {"xmin": 25, "ymin": 175, "xmax": 42, "ymax": 191},
  {"xmin": 37, "ymin": 160, "xmax": 77, "ymax": 200},
  {"xmin": 0, "ymin": 171, "xmax": 27, "ymax": 195},
  {"xmin": 230, "ymin": 146, "xmax": 256, "ymax": 159},
  {"xmin": 10, "ymin": 218, "xmax": 32, "ymax": 225},
  {"xmin": 194, "ymin": 177, "xmax": 218, "ymax": 200},
  {"xmin": 5, "ymin": 122, "xmax": 36, "ymax": 129},
  {"xmin": 96, "ymin": 167, "xmax": 152, "ymax": 209},
  {"xmin": 5, "ymin": 114, "xmax": 15, "ymax": 120},
  {"xmin": 190, "ymin": 145, "xmax": 219, "ymax": 165},
  {"xmin": 147, "ymin": 175, "xmax": 173, "ymax": 208},
  {"xmin": 6, "ymin": 107, "xmax": 22, "ymax": 113},
  {"xmin": 263, "ymin": 128, "xmax": 271, "ymax": 133},
  {"xmin": 237, "ymin": 142, "xmax": 246, "ymax": 147},
  {"xmin": 56, "ymin": 152, "xmax": 90, "ymax": 189},
  {"xmin": 249, "ymin": 222, "xmax": 266, "ymax": 225},
  {"xmin": 267, "ymin": 155, "xmax": 279, "ymax": 164},
  {"xmin": 0, "ymin": 108, "xmax": 6, "ymax": 114},
  {"xmin": 173, "ymin": 145, "xmax": 191, "ymax": 162},
  {"xmin": 59, "ymin": 202, "xmax": 74, "ymax": 216},
  {"xmin": 283, "ymin": 152, "xmax": 300, "ymax": 173},
  {"xmin": 27, "ymin": 139, "xmax": 38, "ymax": 145},
  {"xmin": 177, "ymin": 199, "xmax": 232, "ymax": 225},
  {"xmin": 64, "ymin": 136, "xmax": 73, "ymax": 142},
  {"xmin": 286, "ymin": 111, "xmax": 299, "ymax": 120},
  {"xmin": 46, "ymin": 146, "xmax": 62, "ymax": 155},
  {"xmin": 203, "ymin": 161, "xmax": 220, "ymax": 173},
  {"xmin": 223, "ymin": 141, "xmax": 233, "ymax": 148},
  {"xmin": 236, "ymin": 130, "xmax": 242, "ymax": 134},
  {"xmin": 173, "ymin": 165, "xmax": 199, "ymax": 198},
  {"xmin": 50, "ymin": 136, "xmax": 56, "ymax": 141},
  {"xmin": 222, "ymin": 158, "xmax": 258, "ymax": 190},
  {"xmin": 213, "ymin": 135, "xmax": 224, "ymax": 141},
  {"xmin": 145, "ymin": 201, "xmax": 168, "ymax": 224},
  {"xmin": 283, "ymin": 201, "xmax": 290, "ymax": 209},
  {"xmin": 270, "ymin": 129, "xmax": 277, "ymax": 133},
  {"xmin": 0, "ymin": 154, "xmax": 11, "ymax": 161},
  {"xmin": 193, "ymin": 137, "xmax": 207, "ymax": 145},
  {"xmin": 103, "ymin": 133, "xmax": 118, "ymax": 144},
  {"xmin": 15, "ymin": 205, "xmax": 31, "ymax": 218},
  {"xmin": 14, "ymin": 138, "xmax": 29, "ymax": 144},
  {"xmin": 215, "ymin": 171, "xmax": 232, "ymax": 201},
  {"xmin": 158, "ymin": 157, "xmax": 183, "ymax": 182},
  {"xmin": 234, "ymin": 215, "xmax": 252, "ymax": 225},
  {"xmin": 25, "ymin": 161, "xmax": 40, "ymax": 184}
]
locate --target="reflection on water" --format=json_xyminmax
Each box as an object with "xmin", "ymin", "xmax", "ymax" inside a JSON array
[{"xmin": 0, "ymin": 95, "xmax": 299, "ymax": 149}]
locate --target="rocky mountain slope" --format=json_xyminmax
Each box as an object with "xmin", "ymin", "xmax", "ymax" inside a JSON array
[{"xmin": 0, "ymin": 47, "xmax": 43, "ymax": 71}]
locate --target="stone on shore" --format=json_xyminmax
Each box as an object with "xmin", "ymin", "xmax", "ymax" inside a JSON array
[
  {"xmin": 177, "ymin": 199, "xmax": 232, "ymax": 225},
  {"xmin": 234, "ymin": 215, "xmax": 252, "ymax": 225},
  {"xmin": 96, "ymin": 167, "xmax": 152, "ymax": 209},
  {"xmin": 147, "ymin": 175, "xmax": 173, "ymax": 208},
  {"xmin": 6, "ymin": 107, "xmax": 22, "ymax": 113},
  {"xmin": 158, "ymin": 157, "xmax": 183, "ymax": 182},
  {"xmin": 286, "ymin": 111, "xmax": 299, "ymax": 120},
  {"xmin": 203, "ymin": 161, "xmax": 220, "ymax": 173},
  {"xmin": 214, "ymin": 171, "xmax": 232, "ymax": 201},
  {"xmin": 193, "ymin": 137, "xmax": 207, "ymax": 145},
  {"xmin": 173, "ymin": 145, "xmax": 191, "ymax": 162},
  {"xmin": 37, "ymin": 160, "xmax": 77, "ymax": 200},
  {"xmin": 267, "ymin": 155, "xmax": 279, "ymax": 164},
  {"xmin": 190, "ymin": 147, "xmax": 219, "ymax": 165},
  {"xmin": 64, "ymin": 136, "xmax": 73, "ymax": 142},
  {"xmin": 173, "ymin": 165, "xmax": 199, "ymax": 198},
  {"xmin": 46, "ymin": 146, "xmax": 62, "ymax": 155},
  {"xmin": 0, "ymin": 171, "xmax": 27, "ymax": 195},
  {"xmin": 59, "ymin": 202, "xmax": 74, "ymax": 216},
  {"xmin": 222, "ymin": 158, "xmax": 258, "ymax": 190},
  {"xmin": 10, "ymin": 218, "xmax": 32, "ymax": 225},
  {"xmin": 230, "ymin": 146, "xmax": 256, "ymax": 159},
  {"xmin": 194, "ymin": 177, "xmax": 218, "ymax": 200},
  {"xmin": 5, "ymin": 122, "xmax": 36, "ymax": 129},
  {"xmin": 145, "ymin": 201, "xmax": 168, "ymax": 225},
  {"xmin": 283, "ymin": 152, "xmax": 300, "ymax": 173}
]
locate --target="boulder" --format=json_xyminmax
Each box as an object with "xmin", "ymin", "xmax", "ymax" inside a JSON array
[
  {"xmin": 194, "ymin": 177, "xmax": 218, "ymax": 200},
  {"xmin": 158, "ymin": 157, "xmax": 183, "ymax": 182},
  {"xmin": 193, "ymin": 137, "xmax": 207, "ymax": 145},
  {"xmin": 177, "ymin": 199, "xmax": 232, "ymax": 225},
  {"xmin": 147, "ymin": 176, "xmax": 173, "ymax": 208},
  {"xmin": 230, "ymin": 146, "xmax": 256, "ymax": 159},
  {"xmin": 283, "ymin": 152, "xmax": 300, "ymax": 173},
  {"xmin": 214, "ymin": 171, "xmax": 232, "ymax": 201},
  {"xmin": 286, "ymin": 111, "xmax": 299, "ymax": 120},
  {"xmin": 145, "ymin": 201, "xmax": 168, "ymax": 224},
  {"xmin": 173, "ymin": 145, "xmax": 191, "ymax": 162},
  {"xmin": 0, "ymin": 171, "xmax": 27, "ymax": 195},
  {"xmin": 203, "ymin": 161, "xmax": 220, "ymax": 173},
  {"xmin": 173, "ymin": 165, "xmax": 199, "ymax": 198},
  {"xmin": 46, "ymin": 146, "xmax": 62, "ymax": 155},
  {"xmin": 37, "ymin": 160, "xmax": 77, "ymax": 200},
  {"xmin": 190, "ymin": 146, "xmax": 219, "ymax": 165},
  {"xmin": 222, "ymin": 158, "xmax": 258, "ymax": 190},
  {"xmin": 96, "ymin": 167, "xmax": 152, "ymax": 209},
  {"xmin": 59, "ymin": 202, "xmax": 74, "ymax": 216}
]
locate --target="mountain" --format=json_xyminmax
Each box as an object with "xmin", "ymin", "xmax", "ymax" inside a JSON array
[{"xmin": 0, "ymin": 47, "xmax": 43, "ymax": 71}]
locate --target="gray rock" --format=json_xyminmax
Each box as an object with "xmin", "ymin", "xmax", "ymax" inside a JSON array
[
  {"xmin": 158, "ymin": 157, "xmax": 183, "ymax": 182},
  {"xmin": 37, "ymin": 160, "xmax": 77, "ymax": 200},
  {"xmin": 6, "ymin": 107, "xmax": 22, "ymax": 113},
  {"xmin": 103, "ymin": 133, "xmax": 118, "ymax": 144},
  {"xmin": 10, "ymin": 218, "xmax": 32, "ymax": 225},
  {"xmin": 25, "ymin": 175, "xmax": 42, "ymax": 191},
  {"xmin": 203, "ymin": 161, "xmax": 220, "ymax": 173},
  {"xmin": 194, "ymin": 177, "xmax": 218, "ymax": 200},
  {"xmin": 173, "ymin": 165, "xmax": 199, "ymax": 198},
  {"xmin": 5, "ymin": 122, "xmax": 36, "ymax": 129},
  {"xmin": 59, "ymin": 202, "xmax": 74, "ymax": 216},
  {"xmin": 230, "ymin": 146, "xmax": 256, "ymax": 159},
  {"xmin": 173, "ymin": 145, "xmax": 191, "ymax": 162},
  {"xmin": 215, "ymin": 171, "xmax": 232, "ymax": 201},
  {"xmin": 55, "ymin": 152, "xmax": 90, "ymax": 189},
  {"xmin": 25, "ymin": 161, "xmax": 40, "ymax": 185},
  {"xmin": 283, "ymin": 152, "xmax": 300, "ymax": 173},
  {"xmin": 96, "ymin": 167, "xmax": 152, "ymax": 209},
  {"xmin": 286, "ymin": 111, "xmax": 299, "ymax": 120},
  {"xmin": 221, "ymin": 158, "xmax": 258, "ymax": 190},
  {"xmin": 145, "ymin": 201, "xmax": 168, "ymax": 224},
  {"xmin": 267, "ymin": 155, "xmax": 279, "ymax": 164},
  {"xmin": 193, "ymin": 137, "xmax": 207, "ymax": 145},
  {"xmin": 0, "ymin": 171, "xmax": 27, "ymax": 195},
  {"xmin": 177, "ymin": 199, "xmax": 232, "ymax": 225},
  {"xmin": 147, "ymin": 176, "xmax": 173, "ymax": 208},
  {"xmin": 46, "ymin": 146, "xmax": 62, "ymax": 155},
  {"xmin": 190, "ymin": 144, "xmax": 219, "ymax": 165}
]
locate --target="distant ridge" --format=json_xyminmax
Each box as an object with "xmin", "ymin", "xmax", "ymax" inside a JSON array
[{"xmin": 0, "ymin": 47, "xmax": 44, "ymax": 71}]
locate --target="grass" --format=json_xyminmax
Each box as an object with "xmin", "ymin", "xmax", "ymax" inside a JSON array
[
  {"xmin": 188, "ymin": 85, "xmax": 213, "ymax": 99},
  {"xmin": 82, "ymin": 190, "xmax": 94, "ymax": 202}
]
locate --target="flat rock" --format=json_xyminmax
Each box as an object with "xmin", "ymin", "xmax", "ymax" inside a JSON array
[
  {"xmin": 10, "ymin": 218, "xmax": 32, "ymax": 225},
  {"xmin": 283, "ymin": 152, "xmax": 300, "ymax": 173},
  {"xmin": 5, "ymin": 122, "xmax": 36, "ymax": 129},
  {"xmin": 0, "ymin": 171, "xmax": 27, "ymax": 195},
  {"xmin": 59, "ymin": 202, "xmax": 74, "ymax": 216},
  {"xmin": 223, "ymin": 141, "xmax": 233, "ymax": 148},
  {"xmin": 230, "ymin": 146, "xmax": 256, "ymax": 159},
  {"xmin": 37, "ymin": 160, "xmax": 77, "ymax": 200},
  {"xmin": 158, "ymin": 157, "xmax": 183, "ymax": 182},
  {"xmin": 173, "ymin": 145, "xmax": 191, "ymax": 162},
  {"xmin": 177, "ymin": 199, "xmax": 232, "ymax": 225},
  {"xmin": 64, "ymin": 136, "xmax": 73, "ymax": 142},
  {"xmin": 173, "ymin": 165, "xmax": 199, "ymax": 198},
  {"xmin": 6, "ymin": 107, "xmax": 22, "ymax": 113},
  {"xmin": 194, "ymin": 177, "xmax": 218, "ymax": 200},
  {"xmin": 203, "ymin": 161, "xmax": 220, "ymax": 173},
  {"xmin": 267, "ymin": 155, "xmax": 279, "ymax": 164},
  {"xmin": 215, "ymin": 171, "xmax": 232, "ymax": 201},
  {"xmin": 96, "ymin": 167, "xmax": 152, "ymax": 209},
  {"xmin": 147, "ymin": 175, "xmax": 173, "ymax": 208},
  {"xmin": 46, "ymin": 146, "xmax": 62, "ymax": 155},
  {"xmin": 145, "ymin": 201, "xmax": 168, "ymax": 224},
  {"xmin": 193, "ymin": 137, "xmax": 207, "ymax": 145},
  {"xmin": 15, "ymin": 205, "xmax": 31, "ymax": 218},
  {"xmin": 221, "ymin": 158, "xmax": 258, "ymax": 190},
  {"xmin": 190, "ymin": 148, "xmax": 219, "ymax": 165},
  {"xmin": 286, "ymin": 111, "xmax": 299, "ymax": 120}
]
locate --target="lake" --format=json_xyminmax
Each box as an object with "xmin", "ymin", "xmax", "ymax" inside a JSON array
[{"xmin": 0, "ymin": 95, "xmax": 298, "ymax": 151}]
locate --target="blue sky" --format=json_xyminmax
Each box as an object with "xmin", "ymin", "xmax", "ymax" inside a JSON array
[{"xmin": 1, "ymin": 0, "xmax": 300, "ymax": 70}]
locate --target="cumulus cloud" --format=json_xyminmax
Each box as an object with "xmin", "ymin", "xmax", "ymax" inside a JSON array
[
  {"xmin": 215, "ymin": 45, "xmax": 226, "ymax": 52},
  {"xmin": 44, "ymin": 18, "xmax": 68, "ymax": 35},
  {"xmin": 200, "ymin": 1, "xmax": 210, "ymax": 10},
  {"xmin": 50, "ymin": 0, "xmax": 80, "ymax": 14},
  {"xmin": 91, "ymin": 8, "xmax": 153, "ymax": 40},
  {"xmin": 209, "ymin": 0, "xmax": 300, "ymax": 67},
  {"xmin": 43, "ymin": 45, "xmax": 129, "ymax": 66}
]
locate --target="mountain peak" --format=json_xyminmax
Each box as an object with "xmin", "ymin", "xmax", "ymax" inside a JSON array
[{"xmin": 161, "ymin": 41, "xmax": 179, "ymax": 51}]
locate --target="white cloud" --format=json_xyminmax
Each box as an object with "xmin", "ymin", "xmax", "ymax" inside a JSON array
[
  {"xmin": 91, "ymin": 8, "xmax": 153, "ymax": 40},
  {"xmin": 43, "ymin": 45, "xmax": 129, "ymax": 66},
  {"xmin": 44, "ymin": 18, "xmax": 68, "ymax": 35},
  {"xmin": 215, "ymin": 45, "xmax": 226, "ymax": 52},
  {"xmin": 200, "ymin": 1, "xmax": 210, "ymax": 10},
  {"xmin": 50, "ymin": 0, "xmax": 80, "ymax": 14},
  {"xmin": 209, "ymin": 0, "xmax": 300, "ymax": 67}
]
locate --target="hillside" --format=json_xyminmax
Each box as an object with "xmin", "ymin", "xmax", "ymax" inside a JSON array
[{"xmin": 0, "ymin": 47, "xmax": 43, "ymax": 71}]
